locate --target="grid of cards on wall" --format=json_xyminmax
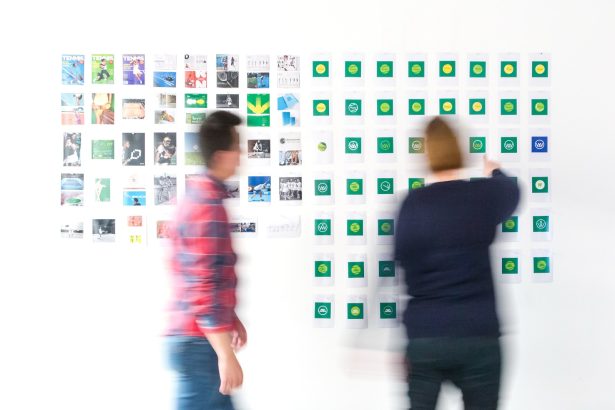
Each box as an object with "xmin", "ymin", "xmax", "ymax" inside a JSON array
[{"xmin": 60, "ymin": 52, "xmax": 552, "ymax": 328}]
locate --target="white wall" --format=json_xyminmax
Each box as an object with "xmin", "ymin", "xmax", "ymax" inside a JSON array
[{"xmin": 1, "ymin": 1, "xmax": 615, "ymax": 409}]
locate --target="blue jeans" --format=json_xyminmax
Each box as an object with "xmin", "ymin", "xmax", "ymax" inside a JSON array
[
  {"xmin": 407, "ymin": 337, "xmax": 501, "ymax": 410},
  {"xmin": 167, "ymin": 336, "xmax": 235, "ymax": 410}
]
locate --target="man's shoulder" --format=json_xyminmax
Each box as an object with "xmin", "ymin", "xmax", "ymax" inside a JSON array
[{"xmin": 186, "ymin": 175, "xmax": 227, "ymax": 203}]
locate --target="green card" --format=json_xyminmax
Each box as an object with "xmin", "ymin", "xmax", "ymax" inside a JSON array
[
  {"xmin": 501, "ymin": 61, "xmax": 517, "ymax": 77},
  {"xmin": 377, "ymin": 61, "xmax": 393, "ymax": 77},
  {"xmin": 345, "ymin": 61, "xmax": 362, "ymax": 77},
  {"xmin": 469, "ymin": 61, "xmax": 486, "ymax": 78},
  {"xmin": 439, "ymin": 60, "xmax": 456, "ymax": 77},
  {"xmin": 315, "ymin": 219, "xmax": 332, "ymax": 236},
  {"xmin": 314, "ymin": 302, "xmax": 331, "ymax": 319},
  {"xmin": 502, "ymin": 258, "xmax": 519, "ymax": 274},
  {"xmin": 313, "ymin": 61, "xmax": 329, "ymax": 77},
  {"xmin": 314, "ymin": 261, "xmax": 332, "ymax": 277},
  {"xmin": 313, "ymin": 99, "xmax": 330, "ymax": 116},
  {"xmin": 347, "ymin": 303, "xmax": 364, "ymax": 319},
  {"xmin": 408, "ymin": 61, "xmax": 425, "ymax": 77},
  {"xmin": 377, "ymin": 137, "xmax": 394, "ymax": 154}
]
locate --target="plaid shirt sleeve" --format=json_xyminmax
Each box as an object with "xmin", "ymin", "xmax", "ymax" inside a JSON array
[{"xmin": 169, "ymin": 178, "xmax": 237, "ymax": 335}]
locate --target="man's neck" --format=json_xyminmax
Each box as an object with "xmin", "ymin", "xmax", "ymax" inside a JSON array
[{"xmin": 207, "ymin": 168, "xmax": 227, "ymax": 182}]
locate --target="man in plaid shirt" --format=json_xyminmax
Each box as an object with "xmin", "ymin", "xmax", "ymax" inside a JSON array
[{"xmin": 167, "ymin": 111, "xmax": 245, "ymax": 410}]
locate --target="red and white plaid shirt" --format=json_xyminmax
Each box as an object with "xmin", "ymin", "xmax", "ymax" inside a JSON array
[{"xmin": 167, "ymin": 174, "xmax": 238, "ymax": 336}]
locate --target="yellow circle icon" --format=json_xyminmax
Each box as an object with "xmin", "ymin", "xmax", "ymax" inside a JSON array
[
  {"xmin": 472, "ymin": 101, "xmax": 483, "ymax": 112},
  {"xmin": 411, "ymin": 63, "xmax": 422, "ymax": 75},
  {"xmin": 379, "ymin": 64, "xmax": 390, "ymax": 75},
  {"xmin": 380, "ymin": 102, "xmax": 391, "ymax": 112},
  {"xmin": 349, "ymin": 181, "xmax": 360, "ymax": 192},
  {"xmin": 316, "ymin": 102, "xmax": 327, "ymax": 113},
  {"xmin": 504, "ymin": 63, "xmax": 514, "ymax": 75},
  {"xmin": 411, "ymin": 102, "xmax": 422, "ymax": 112},
  {"xmin": 442, "ymin": 63, "xmax": 453, "ymax": 74},
  {"xmin": 535, "ymin": 64, "xmax": 546, "ymax": 75},
  {"xmin": 504, "ymin": 102, "xmax": 514, "ymax": 112},
  {"xmin": 473, "ymin": 64, "xmax": 483, "ymax": 75},
  {"xmin": 348, "ymin": 64, "xmax": 359, "ymax": 75},
  {"xmin": 315, "ymin": 63, "xmax": 326, "ymax": 75},
  {"xmin": 350, "ymin": 306, "xmax": 361, "ymax": 316},
  {"xmin": 442, "ymin": 101, "xmax": 453, "ymax": 112},
  {"xmin": 535, "ymin": 102, "xmax": 545, "ymax": 112},
  {"xmin": 351, "ymin": 265, "xmax": 362, "ymax": 275}
]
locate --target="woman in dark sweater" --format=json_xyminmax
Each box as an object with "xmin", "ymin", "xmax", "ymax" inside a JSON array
[{"xmin": 395, "ymin": 117, "xmax": 520, "ymax": 410}]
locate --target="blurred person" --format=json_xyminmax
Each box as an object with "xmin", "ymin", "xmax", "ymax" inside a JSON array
[
  {"xmin": 167, "ymin": 111, "xmax": 246, "ymax": 410},
  {"xmin": 395, "ymin": 117, "xmax": 520, "ymax": 409}
]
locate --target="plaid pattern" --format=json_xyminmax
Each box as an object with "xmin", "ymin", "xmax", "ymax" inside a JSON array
[{"xmin": 168, "ymin": 174, "xmax": 238, "ymax": 336}]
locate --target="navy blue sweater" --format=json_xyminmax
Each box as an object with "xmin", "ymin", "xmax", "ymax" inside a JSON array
[{"xmin": 394, "ymin": 170, "xmax": 520, "ymax": 338}]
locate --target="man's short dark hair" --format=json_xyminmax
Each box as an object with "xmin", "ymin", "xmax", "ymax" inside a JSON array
[{"xmin": 198, "ymin": 111, "xmax": 242, "ymax": 167}]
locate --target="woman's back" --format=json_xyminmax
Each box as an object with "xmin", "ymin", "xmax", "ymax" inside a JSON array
[{"xmin": 395, "ymin": 171, "xmax": 519, "ymax": 338}]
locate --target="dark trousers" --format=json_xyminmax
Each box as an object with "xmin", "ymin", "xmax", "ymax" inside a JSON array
[
  {"xmin": 167, "ymin": 336, "xmax": 235, "ymax": 410},
  {"xmin": 407, "ymin": 337, "xmax": 501, "ymax": 410}
]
